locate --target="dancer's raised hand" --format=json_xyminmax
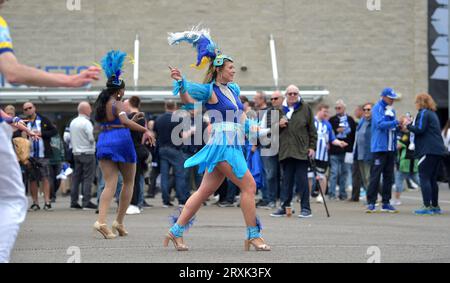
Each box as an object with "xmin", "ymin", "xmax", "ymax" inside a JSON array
[{"xmin": 169, "ymin": 66, "xmax": 182, "ymax": 81}]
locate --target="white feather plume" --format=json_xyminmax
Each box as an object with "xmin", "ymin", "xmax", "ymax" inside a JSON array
[{"xmin": 167, "ymin": 24, "xmax": 211, "ymax": 46}]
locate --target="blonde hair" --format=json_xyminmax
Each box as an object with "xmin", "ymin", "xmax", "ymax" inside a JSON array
[
  {"xmin": 203, "ymin": 63, "xmax": 217, "ymax": 84},
  {"xmin": 415, "ymin": 93, "xmax": 437, "ymax": 112},
  {"xmin": 4, "ymin": 105, "xmax": 15, "ymax": 114}
]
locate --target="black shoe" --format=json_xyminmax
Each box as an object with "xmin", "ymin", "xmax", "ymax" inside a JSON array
[
  {"xmin": 162, "ymin": 202, "xmax": 174, "ymax": 208},
  {"xmin": 70, "ymin": 203, "xmax": 82, "ymax": 210},
  {"xmin": 256, "ymin": 200, "xmax": 269, "ymax": 208},
  {"xmin": 95, "ymin": 209, "xmax": 99, "ymax": 214},
  {"xmin": 50, "ymin": 197, "xmax": 56, "ymax": 203},
  {"xmin": 142, "ymin": 200, "xmax": 153, "ymax": 208},
  {"xmin": 29, "ymin": 203, "xmax": 40, "ymax": 211},
  {"xmin": 82, "ymin": 202, "xmax": 98, "ymax": 210},
  {"xmin": 270, "ymin": 208, "xmax": 287, "ymax": 217},
  {"xmin": 43, "ymin": 203, "xmax": 53, "ymax": 211}
]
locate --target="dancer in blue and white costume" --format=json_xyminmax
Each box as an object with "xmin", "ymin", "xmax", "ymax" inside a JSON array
[{"xmin": 164, "ymin": 27, "xmax": 270, "ymax": 252}]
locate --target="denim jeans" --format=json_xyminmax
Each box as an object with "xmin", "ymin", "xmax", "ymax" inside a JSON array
[
  {"xmin": 261, "ymin": 155, "xmax": 279, "ymax": 203},
  {"xmin": 329, "ymin": 154, "xmax": 350, "ymax": 199},
  {"xmin": 159, "ymin": 146, "xmax": 189, "ymax": 205},
  {"xmin": 394, "ymin": 171, "xmax": 419, "ymax": 193},
  {"xmin": 138, "ymin": 174, "xmax": 144, "ymax": 207},
  {"xmin": 280, "ymin": 158, "xmax": 311, "ymax": 212}
]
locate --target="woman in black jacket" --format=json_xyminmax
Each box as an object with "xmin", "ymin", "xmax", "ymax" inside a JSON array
[{"xmin": 405, "ymin": 93, "xmax": 446, "ymax": 215}]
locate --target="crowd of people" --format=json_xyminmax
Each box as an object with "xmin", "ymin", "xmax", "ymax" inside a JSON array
[
  {"xmin": 1, "ymin": 1, "xmax": 449, "ymax": 260},
  {"xmin": 4, "ymin": 86, "xmax": 450, "ymax": 220}
]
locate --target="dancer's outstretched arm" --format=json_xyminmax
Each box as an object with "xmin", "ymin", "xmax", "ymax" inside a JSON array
[
  {"xmin": 0, "ymin": 109, "xmax": 39, "ymax": 140},
  {"xmin": 0, "ymin": 52, "xmax": 100, "ymax": 88}
]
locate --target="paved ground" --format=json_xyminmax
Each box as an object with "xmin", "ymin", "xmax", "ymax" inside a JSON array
[{"xmin": 11, "ymin": 185, "xmax": 450, "ymax": 263}]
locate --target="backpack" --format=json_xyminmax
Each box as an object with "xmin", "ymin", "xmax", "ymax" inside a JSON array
[{"xmin": 12, "ymin": 137, "xmax": 31, "ymax": 165}]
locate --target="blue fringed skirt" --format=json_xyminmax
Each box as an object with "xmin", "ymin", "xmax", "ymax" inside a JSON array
[
  {"xmin": 184, "ymin": 122, "xmax": 248, "ymax": 179},
  {"xmin": 96, "ymin": 128, "xmax": 137, "ymax": 163}
]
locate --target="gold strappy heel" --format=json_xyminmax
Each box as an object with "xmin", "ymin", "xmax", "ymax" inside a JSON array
[
  {"xmin": 163, "ymin": 232, "xmax": 189, "ymax": 251},
  {"xmin": 244, "ymin": 238, "xmax": 271, "ymax": 251},
  {"xmin": 112, "ymin": 220, "xmax": 128, "ymax": 237},
  {"xmin": 93, "ymin": 221, "xmax": 116, "ymax": 239}
]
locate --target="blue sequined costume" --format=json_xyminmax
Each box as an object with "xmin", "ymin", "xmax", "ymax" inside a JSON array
[
  {"xmin": 174, "ymin": 79, "xmax": 249, "ymax": 179},
  {"xmin": 96, "ymin": 111, "xmax": 137, "ymax": 164}
]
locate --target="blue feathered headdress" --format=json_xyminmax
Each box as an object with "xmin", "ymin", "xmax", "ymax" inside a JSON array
[
  {"xmin": 101, "ymin": 50, "xmax": 127, "ymax": 87},
  {"xmin": 168, "ymin": 25, "xmax": 223, "ymax": 69}
]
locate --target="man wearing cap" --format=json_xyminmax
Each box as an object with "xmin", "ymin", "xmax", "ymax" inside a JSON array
[{"xmin": 366, "ymin": 88, "xmax": 400, "ymax": 213}]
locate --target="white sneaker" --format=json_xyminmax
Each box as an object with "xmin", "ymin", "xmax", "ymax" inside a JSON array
[
  {"xmin": 391, "ymin": 199, "xmax": 402, "ymax": 206},
  {"xmin": 316, "ymin": 195, "xmax": 324, "ymax": 203},
  {"xmin": 126, "ymin": 205, "xmax": 141, "ymax": 215},
  {"xmin": 410, "ymin": 181, "xmax": 419, "ymax": 190}
]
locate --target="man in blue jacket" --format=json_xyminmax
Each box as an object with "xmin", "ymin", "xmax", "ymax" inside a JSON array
[{"xmin": 366, "ymin": 88, "xmax": 400, "ymax": 213}]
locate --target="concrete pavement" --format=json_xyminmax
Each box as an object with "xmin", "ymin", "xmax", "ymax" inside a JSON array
[{"xmin": 11, "ymin": 185, "xmax": 450, "ymax": 263}]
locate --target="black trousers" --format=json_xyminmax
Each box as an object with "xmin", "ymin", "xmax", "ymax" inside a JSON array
[
  {"xmin": 418, "ymin": 155, "xmax": 442, "ymax": 207},
  {"xmin": 280, "ymin": 158, "xmax": 310, "ymax": 212},
  {"xmin": 351, "ymin": 161, "xmax": 362, "ymax": 201},
  {"xmin": 367, "ymin": 152, "xmax": 395, "ymax": 205}
]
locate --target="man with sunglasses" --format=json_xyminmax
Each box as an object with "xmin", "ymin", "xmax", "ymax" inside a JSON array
[
  {"xmin": 257, "ymin": 91, "xmax": 284, "ymax": 209},
  {"xmin": 22, "ymin": 102, "xmax": 57, "ymax": 212},
  {"xmin": 329, "ymin": 100, "xmax": 357, "ymax": 201},
  {"xmin": 351, "ymin": 103, "xmax": 374, "ymax": 202},
  {"xmin": 0, "ymin": 0, "xmax": 100, "ymax": 263},
  {"xmin": 271, "ymin": 85, "xmax": 317, "ymax": 218}
]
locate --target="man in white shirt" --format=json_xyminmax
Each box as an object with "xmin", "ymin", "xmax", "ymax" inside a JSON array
[{"xmin": 69, "ymin": 102, "xmax": 97, "ymax": 210}]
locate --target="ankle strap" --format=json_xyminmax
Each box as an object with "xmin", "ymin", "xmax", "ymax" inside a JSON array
[
  {"xmin": 247, "ymin": 226, "xmax": 262, "ymax": 240},
  {"xmin": 170, "ymin": 223, "xmax": 186, "ymax": 238}
]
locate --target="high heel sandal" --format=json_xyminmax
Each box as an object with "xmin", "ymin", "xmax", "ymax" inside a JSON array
[
  {"xmin": 93, "ymin": 221, "xmax": 116, "ymax": 239},
  {"xmin": 244, "ymin": 238, "xmax": 271, "ymax": 251},
  {"xmin": 112, "ymin": 220, "xmax": 128, "ymax": 237},
  {"xmin": 163, "ymin": 232, "xmax": 189, "ymax": 251}
]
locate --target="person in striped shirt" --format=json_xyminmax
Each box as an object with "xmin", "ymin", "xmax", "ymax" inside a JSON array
[
  {"xmin": 0, "ymin": 1, "xmax": 100, "ymax": 263},
  {"xmin": 308, "ymin": 104, "xmax": 348, "ymax": 203}
]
